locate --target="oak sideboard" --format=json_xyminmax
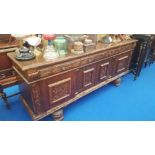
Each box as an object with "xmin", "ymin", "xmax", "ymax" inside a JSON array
[{"xmin": 7, "ymin": 40, "xmax": 137, "ymax": 121}]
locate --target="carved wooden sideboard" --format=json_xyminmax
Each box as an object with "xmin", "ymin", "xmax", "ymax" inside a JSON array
[{"xmin": 7, "ymin": 40, "xmax": 137, "ymax": 121}]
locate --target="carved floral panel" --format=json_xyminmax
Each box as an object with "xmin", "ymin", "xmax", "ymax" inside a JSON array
[{"xmin": 48, "ymin": 78, "xmax": 71, "ymax": 104}]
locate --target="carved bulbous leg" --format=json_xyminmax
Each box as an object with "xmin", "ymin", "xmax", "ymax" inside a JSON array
[
  {"xmin": 113, "ymin": 78, "xmax": 121, "ymax": 87},
  {"xmin": 52, "ymin": 109, "xmax": 64, "ymax": 121}
]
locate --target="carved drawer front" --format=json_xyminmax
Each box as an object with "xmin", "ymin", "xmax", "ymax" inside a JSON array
[
  {"xmin": 77, "ymin": 64, "xmax": 96, "ymax": 92},
  {"xmin": 47, "ymin": 72, "xmax": 75, "ymax": 106},
  {"xmin": 97, "ymin": 59, "xmax": 112, "ymax": 83},
  {"xmin": 114, "ymin": 52, "xmax": 131, "ymax": 75},
  {"xmin": 39, "ymin": 59, "xmax": 81, "ymax": 78}
]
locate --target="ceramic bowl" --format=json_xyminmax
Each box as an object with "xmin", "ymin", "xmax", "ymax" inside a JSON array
[{"xmin": 26, "ymin": 36, "xmax": 41, "ymax": 47}]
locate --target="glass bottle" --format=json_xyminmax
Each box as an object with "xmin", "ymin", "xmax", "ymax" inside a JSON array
[{"xmin": 43, "ymin": 34, "xmax": 59, "ymax": 60}]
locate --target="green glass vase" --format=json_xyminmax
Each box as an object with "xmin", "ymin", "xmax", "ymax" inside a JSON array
[{"xmin": 54, "ymin": 36, "xmax": 68, "ymax": 57}]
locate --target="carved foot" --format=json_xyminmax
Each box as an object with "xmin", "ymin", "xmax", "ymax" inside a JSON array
[
  {"xmin": 113, "ymin": 78, "xmax": 121, "ymax": 87},
  {"xmin": 52, "ymin": 109, "xmax": 64, "ymax": 121}
]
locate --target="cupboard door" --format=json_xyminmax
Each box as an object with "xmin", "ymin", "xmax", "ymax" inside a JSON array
[
  {"xmin": 113, "ymin": 51, "xmax": 132, "ymax": 75},
  {"xmin": 44, "ymin": 71, "xmax": 76, "ymax": 107},
  {"xmin": 97, "ymin": 59, "xmax": 112, "ymax": 83},
  {"xmin": 77, "ymin": 64, "xmax": 96, "ymax": 92}
]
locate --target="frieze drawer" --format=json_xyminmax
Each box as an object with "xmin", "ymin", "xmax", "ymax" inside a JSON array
[{"xmin": 39, "ymin": 60, "xmax": 81, "ymax": 78}]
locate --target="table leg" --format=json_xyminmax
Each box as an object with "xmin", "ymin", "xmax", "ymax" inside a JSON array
[{"xmin": 113, "ymin": 78, "xmax": 121, "ymax": 87}]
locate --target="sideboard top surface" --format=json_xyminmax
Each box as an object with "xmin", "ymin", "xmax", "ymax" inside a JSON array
[{"xmin": 7, "ymin": 39, "xmax": 137, "ymax": 71}]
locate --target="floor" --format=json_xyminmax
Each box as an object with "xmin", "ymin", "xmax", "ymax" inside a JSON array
[{"xmin": 0, "ymin": 63, "xmax": 155, "ymax": 121}]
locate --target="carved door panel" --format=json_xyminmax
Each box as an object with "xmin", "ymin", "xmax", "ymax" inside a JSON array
[
  {"xmin": 113, "ymin": 51, "xmax": 132, "ymax": 75},
  {"xmin": 96, "ymin": 59, "xmax": 112, "ymax": 83},
  {"xmin": 77, "ymin": 64, "xmax": 96, "ymax": 92},
  {"xmin": 44, "ymin": 71, "xmax": 76, "ymax": 107}
]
